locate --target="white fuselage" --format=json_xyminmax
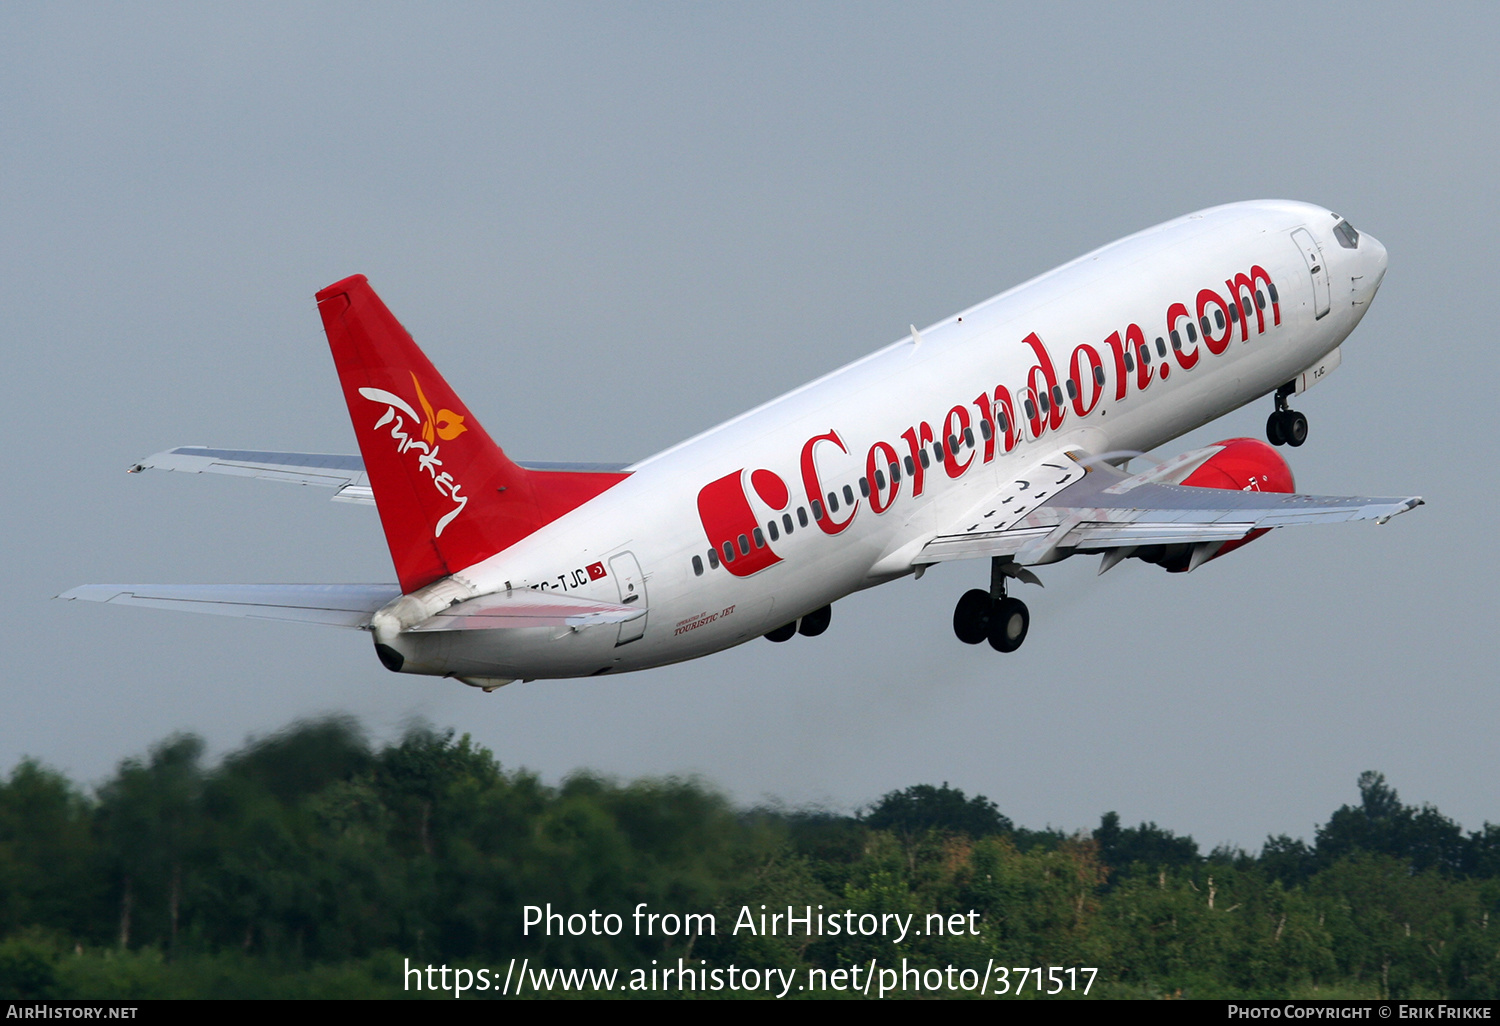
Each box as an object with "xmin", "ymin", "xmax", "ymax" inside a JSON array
[{"xmin": 385, "ymin": 200, "xmax": 1388, "ymax": 681}]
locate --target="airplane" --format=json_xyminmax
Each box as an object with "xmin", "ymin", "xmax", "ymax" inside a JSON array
[{"xmin": 62, "ymin": 200, "xmax": 1423, "ymax": 691}]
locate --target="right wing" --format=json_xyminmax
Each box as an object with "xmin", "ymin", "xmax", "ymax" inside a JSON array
[
  {"xmin": 129, "ymin": 446, "xmax": 634, "ymax": 506},
  {"xmin": 919, "ymin": 448, "xmax": 1423, "ymax": 569}
]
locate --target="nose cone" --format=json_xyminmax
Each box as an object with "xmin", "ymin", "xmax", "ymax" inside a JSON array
[{"xmin": 1363, "ymin": 232, "xmax": 1388, "ymax": 292}]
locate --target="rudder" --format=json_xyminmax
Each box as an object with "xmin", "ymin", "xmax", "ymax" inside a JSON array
[{"xmin": 317, "ymin": 275, "xmax": 626, "ymax": 593}]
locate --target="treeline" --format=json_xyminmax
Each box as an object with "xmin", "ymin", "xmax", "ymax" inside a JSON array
[{"xmin": 1, "ymin": 718, "xmax": 1497, "ymax": 999}]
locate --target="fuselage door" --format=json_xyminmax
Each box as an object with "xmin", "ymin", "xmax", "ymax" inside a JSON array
[
  {"xmin": 609, "ymin": 551, "xmax": 647, "ymax": 646},
  {"xmin": 1290, "ymin": 228, "xmax": 1331, "ymax": 320}
]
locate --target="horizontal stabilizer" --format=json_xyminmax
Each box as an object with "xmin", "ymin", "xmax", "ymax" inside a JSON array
[
  {"xmin": 128, "ymin": 447, "xmax": 632, "ymax": 506},
  {"xmin": 57, "ymin": 583, "xmax": 401, "ymax": 629},
  {"xmin": 408, "ymin": 589, "xmax": 645, "ymax": 632}
]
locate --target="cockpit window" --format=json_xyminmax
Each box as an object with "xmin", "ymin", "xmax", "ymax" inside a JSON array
[{"xmin": 1333, "ymin": 219, "xmax": 1360, "ymax": 249}]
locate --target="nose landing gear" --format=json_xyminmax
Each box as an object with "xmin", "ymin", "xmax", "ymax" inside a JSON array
[
  {"xmin": 952, "ymin": 558, "xmax": 1033, "ymax": 653},
  {"xmin": 1266, "ymin": 383, "xmax": 1308, "ymax": 447}
]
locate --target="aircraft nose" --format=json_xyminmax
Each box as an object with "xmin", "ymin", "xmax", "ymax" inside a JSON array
[{"xmin": 1363, "ymin": 232, "xmax": 1388, "ymax": 291}]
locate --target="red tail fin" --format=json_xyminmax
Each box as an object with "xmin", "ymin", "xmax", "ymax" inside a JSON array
[{"xmin": 317, "ymin": 275, "xmax": 627, "ymax": 593}]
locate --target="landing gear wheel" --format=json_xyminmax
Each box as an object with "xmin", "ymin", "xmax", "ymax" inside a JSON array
[
  {"xmin": 953, "ymin": 589, "xmax": 992, "ymax": 644},
  {"xmin": 765, "ymin": 621, "xmax": 796, "ymax": 643},
  {"xmin": 1266, "ymin": 410, "xmax": 1286, "ymax": 446},
  {"xmin": 987, "ymin": 597, "xmax": 1029, "ymax": 653},
  {"xmin": 798, "ymin": 604, "xmax": 832, "ymax": 637},
  {"xmin": 1284, "ymin": 410, "xmax": 1308, "ymax": 447}
]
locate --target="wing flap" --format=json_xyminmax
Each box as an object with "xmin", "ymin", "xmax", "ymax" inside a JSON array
[
  {"xmin": 58, "ymin": 583, "xmax": 402, "ymax": 628},
  {"xmin": 918, "ymin": 449, "xmax": 1422, "ymax": 566}
]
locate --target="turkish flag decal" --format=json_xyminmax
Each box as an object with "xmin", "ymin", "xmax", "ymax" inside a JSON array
[{"xmin": 586, "ymin": 562, "xmax": 607, "ymax": 581}]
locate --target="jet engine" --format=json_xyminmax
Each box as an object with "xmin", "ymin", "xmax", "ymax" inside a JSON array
[{"xmin": 1133, "ymin": 437, "xmax": 1294, "ymax": 573}]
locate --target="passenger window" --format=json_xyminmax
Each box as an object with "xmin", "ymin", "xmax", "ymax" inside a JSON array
[
  {"xmin": 1256, "ymin": 290, "xmax": 1266, "ymax": 310},
  {"xmin": 1200, "ymin": 316, "xmax": 1211, "ymax": 335},
  {"xmin": 874, "ymin": 468, "xmax": 886, "ymax": 490},
  {"xmin": 1093, "ymin": 365, "xmax": 1105, "ymax": 386},
  {"xmin": 889, "ymin": 461, "xmax": 901, "ymax": 483},
  {"xmin": 707, "ymin": 547, "xmax": 720, "ymax": 569},
  {"xmin": 918, "ymin": 448, "xmax": 930, "ymax": 469},
  {"xmin": 1155, "ymin": 337, "xmax": 1166, "ymax": 357},
  {"xmin": 903, "ymin": 455, "xmax": 915, "ymax": 476},
  {"xmin": 1186, "ymin": 321, "xmax": 1197, "ymax": 343},
  {"xmin": 859, "ymin": 477, "xmax": 869, "ymax": 498},
  {"xmin": 827, "ymin": 491, "xmax": 839, "ymax": 513},
  {"xmin": 1048, "ymin": 385, "xmax": 1061, "ymax": 407},
  {"xmin": 753, "ymin": 527, "xmax": 765, "ymax": 549},
  {"xmin": 1138, "ymin": 344, "xmax": 1150, "ymax": 366},
  {"xmin": 783, "ymin": 513, "xmax": 794, "ymax": 534},
  {"xmin": 798, "ymin": 507, "xmax": 809, "ymax": 527},
  {"xmin": 979, "ymin": 419, "xmax": 993, "ymax": 440},
  {"xmin": 933, "ymin": 442, "xmax": 945, "ymax": 461},
  {"xmin": 1268, "ymin": 283, "xmax": 1279, "ymax": 303},
  {"xmin": 767, "ymin": 520, "xmax": 779, "ymax": 541},
  {"xmin": 1241, "ymin": 295, "xmax": 1252, "ymax": 316},
  {"xmin": 843, "ymin": 484, "xmax": 855, "ymax": 505},
  {"xmin": 997, "ymin": 411, "xmax": 1009, "ymax": 434},
  {"xmin": 1124, "ymin": 350, "xmax": 1135, "ymax": 372},
  {"xmin": 1229, "ymin": 303, "xmax": 1239, "ymax": 324},
  {"xmin": 1170, "ymin": 330, "xmax": 1181, "ymax": 351},
  {"xmin": 1038, "ymin": 392, "xmax": 1050, "ymax": 414},
  {"xmin": 738, "ymin": 534, "xmax": 750, "ymax": 555},
  {"xmin": 1065, "ymin": 379, "xmax": 1077, "ymax": 400},
  {"xmin": 692, "ymin": 555, "xmax": 704, "ymax": 576},
  {"xmin": 1023, "ymin": 398, "xmax": 1036, "ymax": 420},
  {"xmin": 811, "ymin": 500, "xmax": 824, "ymax": 521},
  {"xmin": 723, "ymin": 541, "xmax": 735, "ymax": 563},
  {"xmin": 963, "ymin": 427, "xmax": 975, "ymax": 447},
  {"xmin": 1215, "ymin": 309, "xmax": 1225, "ymax": 329}
]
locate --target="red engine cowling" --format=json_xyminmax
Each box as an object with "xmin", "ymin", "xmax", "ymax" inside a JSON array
[{"xmin": 1136, "ymin": 437, "xmax": 1294, "ymax": 573}]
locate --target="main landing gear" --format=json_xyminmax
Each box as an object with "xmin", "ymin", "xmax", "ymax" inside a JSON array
[
  {"xmin": 765, "ymin": 604, "xmax": 831, "ymax": 643},
  {"xmin": 1266, "ymin": 383, "xmax": 1308, "ymax": 447},
  {"xmin": 953, "ymin": 558, "xmax": 1032, "ymax": 653}
]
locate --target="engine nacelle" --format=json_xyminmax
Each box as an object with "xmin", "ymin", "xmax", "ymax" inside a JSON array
[{"xmin": 1134, "ymin": 437, "xmax": 1294, "ymax": 573}]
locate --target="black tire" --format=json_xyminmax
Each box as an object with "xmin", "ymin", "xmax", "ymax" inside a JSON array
[
  {"xmin": 953, "ymin": 589, "xmax": 992, "ymax": 644},
  {"xmin": 798, "ymin": 604, "xmax": 832, "ymax": 637},
  {"xmin": 765, "ymin": 621, "xmax": 796, "ymax": 643},
  {"xmin": 1266, "ymin": 410, "xmax": 1286, "ymax": 446},
  {"xmin": 1285, "ymin": 410, "xmax": 1308, "ymax": 447},
  {"xmin": 987, "ymin": 597, "xmax": 1029, "ymax": 653}
]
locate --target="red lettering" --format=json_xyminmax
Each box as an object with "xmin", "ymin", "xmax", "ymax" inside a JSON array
[
  {"xmin": 992, "ymin": 386, "xmax": 1018, "ymax": 454},
  {"xmin": 1069, "ymin": 343, "xmax": 1104, "ymax": 416},
  {"xmin": 941, "ymin": 406, "xmax": 973, "ymax": 478},
  {"xmin": 865, "ymin": 441, "xmax": 900, "ymax": 513},
  {"xmin": 800, "ymin": 430, "xmax": 855, "ymax": 535},
  {"xmin": 1166, "ymin": 302, "xmax": 1199, "ymax": 370},
  {"xmin": 1021, "ymin": 333, "xmax": 1065, "ymax": 433},
  {"xmin": 899, "ymin": 423, "xmax": 934, "ymax": 497},
  {"xmin": 1197, "ymin": 289, "xmax": 1233, "ymax": 355}
]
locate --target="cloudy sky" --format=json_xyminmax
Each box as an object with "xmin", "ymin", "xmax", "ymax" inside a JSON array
[{"xmin": 4, "ymin": 3, "xmax": 1495, "ymax": 849}]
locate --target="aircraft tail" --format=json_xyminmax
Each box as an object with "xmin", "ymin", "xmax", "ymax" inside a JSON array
[{"xmin": 317, "ymin": 275, "xmax": 627, "ymax": 593}]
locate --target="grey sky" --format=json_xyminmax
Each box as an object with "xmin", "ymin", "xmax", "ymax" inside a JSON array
[{"xmin": 3, "ymin": 3, "xmax": 1495, "ymax": 850}]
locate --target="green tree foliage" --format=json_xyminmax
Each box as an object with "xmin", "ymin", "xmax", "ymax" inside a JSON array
[{"xmin": 0, "ymin": 721, "xmax": 1496, "ymax": 999}]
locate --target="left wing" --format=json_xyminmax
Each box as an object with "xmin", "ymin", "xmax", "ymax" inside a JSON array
[{"xmin": 919, "ymin": 449, "xmax": 1423, "ymax": 570}]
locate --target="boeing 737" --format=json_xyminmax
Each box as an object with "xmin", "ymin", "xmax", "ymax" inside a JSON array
[{"xmin": 63, "ymin": 200, "xmax": 1422, "ymax": 690}]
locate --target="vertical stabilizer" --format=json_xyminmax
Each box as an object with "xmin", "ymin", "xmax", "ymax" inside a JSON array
[{"xmin": 317, "ymin": 275, "xmax": 625, "ymax": 593}]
